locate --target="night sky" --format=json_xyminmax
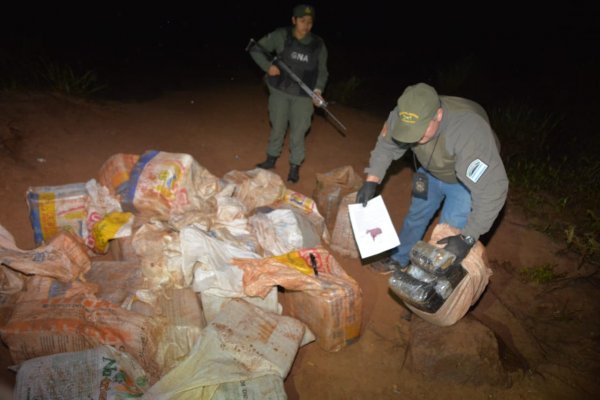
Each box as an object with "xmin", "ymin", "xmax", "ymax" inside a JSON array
[{"xmin": 1, "ymin": 3, "xmax": 598, "ymax": 116}]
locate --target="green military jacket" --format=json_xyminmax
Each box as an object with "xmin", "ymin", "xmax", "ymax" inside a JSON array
[{"xmin": 365, "ymin": 96, "xmax": 509, "ymax": 240}]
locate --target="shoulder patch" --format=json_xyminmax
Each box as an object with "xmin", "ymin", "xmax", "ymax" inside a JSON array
[{"xmin": 466, "ymin": 159, "xmax": 488, "ymax": 183}]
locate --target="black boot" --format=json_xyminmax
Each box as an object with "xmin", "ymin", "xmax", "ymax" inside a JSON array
[
  {"xmin": 256, "ymin": 154, "xmax": 277, "ymax": 169},
  {"xmin": 287, "ymin": 164, "xmax": 300, "ymax": 183}
]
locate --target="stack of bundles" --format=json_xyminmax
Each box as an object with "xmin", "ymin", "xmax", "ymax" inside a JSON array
[{"xmin": 389, "ymin": 224, "xmax": 492, "ymax": 327}]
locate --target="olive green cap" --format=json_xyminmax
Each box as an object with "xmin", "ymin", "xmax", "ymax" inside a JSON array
[
  {"xmin": 293, "ymin": 4, "xmax": 315, "ymax": 19},
  {"xmin": 391, "ymin": 83, "xmax": 440, "ymax": 143}
]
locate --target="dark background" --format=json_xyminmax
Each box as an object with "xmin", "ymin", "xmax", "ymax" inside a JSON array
[{"xmin": 1, "ymin": 3, "xmax": 599, "ymax": 118}]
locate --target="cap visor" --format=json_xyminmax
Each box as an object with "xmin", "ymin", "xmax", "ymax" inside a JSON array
[{"xmin": 391, "ymin": 120, "xmax": 428, "ymax": 143}]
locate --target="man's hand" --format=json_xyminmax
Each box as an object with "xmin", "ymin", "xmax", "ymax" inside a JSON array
[
  {"xmin": 267, "ymin": 65, "xmax": 281, "ymax": 76},
  {"xmin": 437, "ymin": 234, "xmax": 475, "ymax": 265},
  {"xmin": 312, "ymin": 89, "xmax": 325, "ymax": 107},
  {"xmin": 356, "ymin": 181, "xmax": 378, "ymax": 207}
]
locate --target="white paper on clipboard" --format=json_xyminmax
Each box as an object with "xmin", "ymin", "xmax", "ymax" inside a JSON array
[{"xmin": 348, "ymin": 195, "xmax": 400, "ymax": 259}]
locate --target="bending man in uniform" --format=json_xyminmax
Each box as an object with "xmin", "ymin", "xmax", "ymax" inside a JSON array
[
  {"xmin": 357, "ymin": 83, "xmax": 508, "ymax": 273},
  {"xmin": 249, "ymin": 3, "xmax": 329, "ymax": 183}
]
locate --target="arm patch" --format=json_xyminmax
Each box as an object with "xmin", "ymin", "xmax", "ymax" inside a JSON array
[{"xmin": 466, "ymin": 159, "xmax": 488, "ymax": 183}]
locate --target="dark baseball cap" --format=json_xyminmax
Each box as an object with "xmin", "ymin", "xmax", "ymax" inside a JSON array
[
  {"xmin": 293, "ymin": 4, "xmax": 315, "ymax": 19},
  {"xmin": 391, "ymin": 83, "xmax": 441, "ymax": 143}
]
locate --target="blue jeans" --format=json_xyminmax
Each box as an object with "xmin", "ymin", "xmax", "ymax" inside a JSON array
[{"xmin": 390, "ymin": 168, "xmax": 472, "ymax": 266}]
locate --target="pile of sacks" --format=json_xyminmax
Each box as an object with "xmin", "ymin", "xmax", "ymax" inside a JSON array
[{"xmin": 0, "ymin": 150, "xmax": 363, "ymax": 399}]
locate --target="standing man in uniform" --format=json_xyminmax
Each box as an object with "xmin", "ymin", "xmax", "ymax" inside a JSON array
[
  {"xmin": 356, "ymin": 83, "xmax": 508, "ymax": 273},
  {"xmin": 249, "ymin": 4, "xmax": 329, "ymax": 183}
]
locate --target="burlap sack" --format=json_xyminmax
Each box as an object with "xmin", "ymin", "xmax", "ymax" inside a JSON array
[
  {"xmin": 329, "ymin": 192, "xmax": 360, "ymax": 258},
  {"xmin": 313, "ymin": 166, "xmax": 363, "ymax": 231}
]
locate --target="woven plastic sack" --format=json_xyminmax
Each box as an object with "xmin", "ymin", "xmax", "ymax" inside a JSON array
[
  {"xmin": 313, "ymin": 166, "xmax": 363, "ymax": 231},
  {"xmin": 330, "ymin": 192, "xmax": 359, "ymax": 258}
]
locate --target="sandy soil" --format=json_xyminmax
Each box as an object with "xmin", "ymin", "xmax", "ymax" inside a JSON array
[{"xmin": 1, "ymin": 83, "xmax": 599, "ymax": 399}]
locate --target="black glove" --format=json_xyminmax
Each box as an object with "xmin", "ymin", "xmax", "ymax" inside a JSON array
[
  {"xmin": 437, "ymin": 234, "xmax": 475, "ymax": 265},
  {"xmin": 356, "ymin": 181, "xmax": 378, "ymax": 207}
]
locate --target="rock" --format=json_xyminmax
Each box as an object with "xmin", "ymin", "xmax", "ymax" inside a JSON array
[{"xmin": 407, "ymin": 315, "xmax": 509, "ymax": 387}]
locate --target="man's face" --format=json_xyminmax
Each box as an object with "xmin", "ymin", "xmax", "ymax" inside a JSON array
[
  {"xmin": 292, "ymin": 16, "xmax": 314, "ymax": 39},
  {"xmin": 417, "ymin": 108, "xmax": 443, "ymax": 144}
]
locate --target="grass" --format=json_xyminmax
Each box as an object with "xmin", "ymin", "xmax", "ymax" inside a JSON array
[
  {"xmin": 1, "ymin": 56, "xmax": 105, "ymax": 97},
  {"xmin": 488, "ymin": 102, "xmax": 562, "ymax": 167},
  {"xmin": 519, "ymin": 263, "xmax": 564, "ymax": 284},
  {"xmin": 489, "ymin": 101, "xmax": 600, "ymax": 266},
  {"xmin": 39, "ymin": 60, "xmax": 106, "ymax": 96},
  {"xmin": 564, "ymin": 215, "xmax": 600, "ymax": 267}
]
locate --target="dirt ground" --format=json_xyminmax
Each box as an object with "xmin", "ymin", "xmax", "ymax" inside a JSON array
[{"xmin": 1, "ymin": 82, "xmax": 599, "ymax": 400}]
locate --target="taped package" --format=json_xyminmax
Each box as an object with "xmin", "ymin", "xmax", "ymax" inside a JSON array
[{"xmin": 403, "ymin": 224, "xmax": 493, "ymax": 326}]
